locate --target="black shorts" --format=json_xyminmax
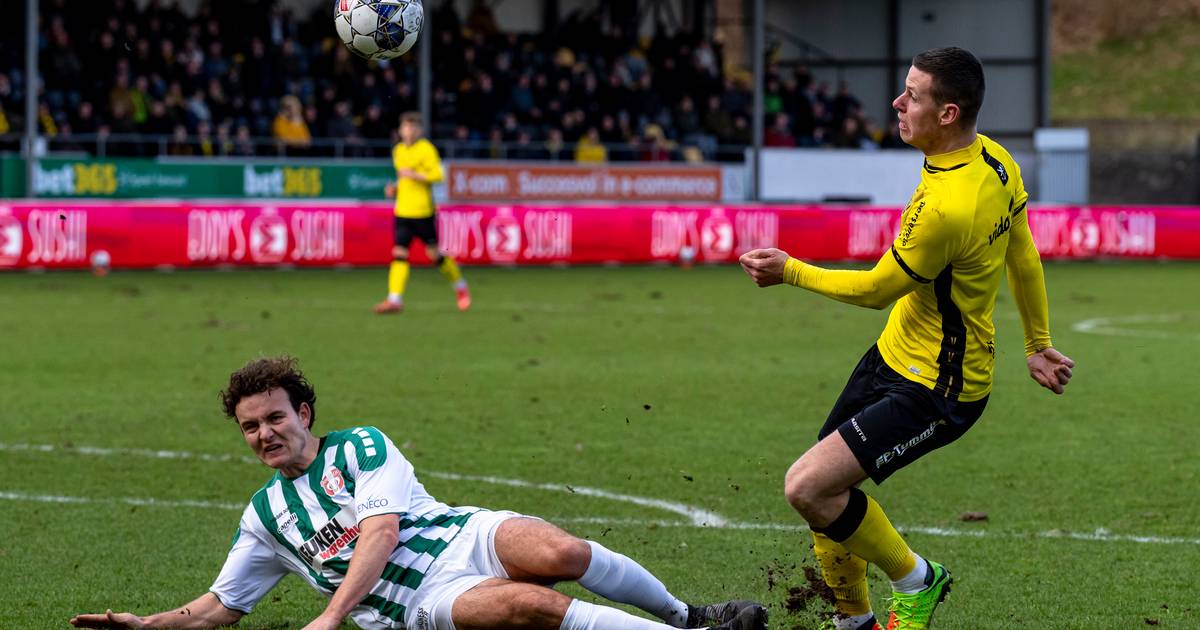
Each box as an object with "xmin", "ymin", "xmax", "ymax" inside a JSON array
[
  {"xmin": 394, "ymin": 216, "xmax": 438, "ymax": 248},
  {"xmin": 819, "ymin": 344, "xmax": 988, "ymax": 484}
]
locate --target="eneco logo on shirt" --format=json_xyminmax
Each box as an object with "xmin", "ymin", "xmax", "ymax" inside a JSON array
[{"xmin": 356, "ymin": 496, "xmax": 390, "ymax": 514}]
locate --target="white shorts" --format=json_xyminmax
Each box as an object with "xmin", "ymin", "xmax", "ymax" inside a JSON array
[{"xmin": 406, "ymin": 509, "xmax": 530, "ymax": 630}]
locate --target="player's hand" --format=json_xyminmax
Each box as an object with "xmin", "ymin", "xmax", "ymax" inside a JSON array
[
  {"xmin": 70, "ymin": 610, "xmax": 148, "ymax": 628},
  {"xmin": 384, "ymin": 182, "xmax": 396, "ymax": 198},
  {"xmin": 301, "ymin": 615, "xmax": 344, "ymax": 630},
  {"xmin": 739, "ymin": 248, "xmax": 789, "ymax": 287},
  {"xmin": 1027, "ymin": 347, "xmax": 1075, "ymax": 394}
]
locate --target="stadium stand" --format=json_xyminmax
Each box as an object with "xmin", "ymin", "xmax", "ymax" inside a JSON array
[{"xmin": 0, "ymin": 0, "xmax": 893, "ymax": 161}]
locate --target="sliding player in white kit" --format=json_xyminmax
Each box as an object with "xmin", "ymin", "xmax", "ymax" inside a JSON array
[{"xmin": 70, "ymin": 356, "xmax": 767, "ymax": 630}]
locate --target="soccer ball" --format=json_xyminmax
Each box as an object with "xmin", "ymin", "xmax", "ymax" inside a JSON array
[
  {"xmin": 334, "ymin": 0, "xmax": 423, "ymax": 61},
  {"xmin": 90, "ymin": 249, "xmax": 111, "ymax": 276}
]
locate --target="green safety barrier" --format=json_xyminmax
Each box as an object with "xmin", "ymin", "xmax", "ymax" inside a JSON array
[{"xmin": 0, "ymin": 156, "xmax": 396, "ymax": 199}]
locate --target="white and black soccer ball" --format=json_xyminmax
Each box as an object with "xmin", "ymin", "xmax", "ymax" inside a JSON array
[{"xmin": 334, "ymin": 0, "xmax": 423, "ymax": 61}]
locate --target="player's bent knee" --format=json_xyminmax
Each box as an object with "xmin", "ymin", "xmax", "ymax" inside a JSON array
[
  {"xmin": 544, "ymin": 536, "xmax": 591, "ymax": 579},
  {"xmin": 391, "ymin": 246, "xmax": 409, "ymax": 260},
  {"xmin": 472, "ymin": 587, "xmax": 568, "ymax": 627},
  {"xmin": 783, "ymin": 464, "xmax": 820, "ymax": 515},
  {"xmin": 510, "ymin": 588, "xmax": 571, "ymax": 626}
]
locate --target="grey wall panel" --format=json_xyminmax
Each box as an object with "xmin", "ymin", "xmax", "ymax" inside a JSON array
[
  {"xmin": 767, "ymin": 0, "xmax": 891, "ymax": 60},
  {"xmin": 976, "ymin": 65, "xmax": 1038, "ymax": 134},
  {"xmin": 897, "ymin": 0, "xmax": 1036, "ymax": 57}
]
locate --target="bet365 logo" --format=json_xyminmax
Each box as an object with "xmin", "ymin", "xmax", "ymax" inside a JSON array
[
  {"xmin": 32, "ymin": 163, "xmax": 116, "ymax": 195},
  {"xmin": 244, "ymin": 167, "xmax": 322, "ymax": 197}
]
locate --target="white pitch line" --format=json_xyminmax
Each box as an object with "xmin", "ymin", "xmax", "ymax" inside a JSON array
[
  {"xmin": 5, "ymin": 491, "xmax": 1200, "ymax": 546},
  {"xmin": 0, "ymin": 442, "xmax": 724, "ymax": 527},
  {"xmin": 298, "ymin": 299, "xmax": 715, "ymax": 316},
  {"xmin": 4, "ymin": 442, "xmax": 1199, "ymax": 546},
  {"xmin": 0, "ymin": 442, "xmax": 260, "ymax": 465},
  {"xmin": 1072, "ymin": 313, "xmax": 1199, "ymax": 340},
  {"xmin": 423, "ymin": 471, "xmax": 727, "ymax": 527},
  {"xmin": 0, "ymin": 490, "xmax": 243, "ymax": 511}
]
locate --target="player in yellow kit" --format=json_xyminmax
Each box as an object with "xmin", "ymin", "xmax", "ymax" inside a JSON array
[
  {"xmin": 740, "ymin": 48, "xmax": 1075, "ymax": 630},
  {"xmin": 374, "ymin": 112, "xmax": 470, "ymax": 314}
]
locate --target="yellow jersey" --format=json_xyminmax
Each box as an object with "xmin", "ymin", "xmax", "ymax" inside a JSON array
[
  {"xmin": 877, "ymin": 134, "xmax": 1049, "ymax": 401},
  {"xmin": 391, "ymin": 139, "xmax": 444, "ymax": 218}
]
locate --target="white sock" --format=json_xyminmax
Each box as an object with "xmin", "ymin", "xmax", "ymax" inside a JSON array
[
  {"xmin": 560, "ymin": 599, "xmax": 685, "ymax": 630},
  {"xmin": 577, "ymin": 541, "xmax": 689, "ymax": 627},
  {"xmin": 890, "ymin": 554, "xmax": 929, "ymax": 594},
  {"xmin": 835, "ymin": 612, "xmax": 876, "ymax": 630},
  {"xmin": 387, "ymin": 293, "xmax": 402, "ymax": 304}
]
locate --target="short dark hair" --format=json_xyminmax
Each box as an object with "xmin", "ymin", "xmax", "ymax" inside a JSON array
[
  {"xmin": 220, "ymin": 356, "xmax": 317, "ymax": 427},
  {"xmin": 912, "ymin": 47, "xmax": 985, "ymax": 127},
  {"xmin": 400, "ymin": 111, "xmax": 423, "ymax": 126}
]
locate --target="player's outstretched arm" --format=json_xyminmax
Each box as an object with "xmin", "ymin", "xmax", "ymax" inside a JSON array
[
  {"xmin": 740, "ymin": 247, "xmax": 921, "ymax": 310},
  {"xmin": 70, "ymin": 592, "xmax": 242, "ymax": 629},
  {"xmin": 1005, "ymin": 208, "xmax": 1075, "ymax": 394},
  {"xmin": 302, "ymin": 513, "xmax": 401, "ymax": 630}
]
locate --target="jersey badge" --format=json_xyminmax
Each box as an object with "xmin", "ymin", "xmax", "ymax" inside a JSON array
[{"xmin": 320, "ymin": 467, "xmax": 345, "ymax": 497}]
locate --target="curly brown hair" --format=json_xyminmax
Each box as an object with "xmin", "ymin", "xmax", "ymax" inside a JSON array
[{"xmin": 220, "ymin": 356, "xmax": 317, "ymax": 427}]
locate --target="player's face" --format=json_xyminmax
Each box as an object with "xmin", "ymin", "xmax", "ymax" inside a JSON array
[
  {"xmin": 400, "ymin": 120, "xmax": 421, "ymax": 144},
  {"xmin": 892, "ymin": 66, "xmax": 945, "ymax": 152},
  {"xmin": 235, "ymin": 388, "xmax": 315, "ymax": 474}
]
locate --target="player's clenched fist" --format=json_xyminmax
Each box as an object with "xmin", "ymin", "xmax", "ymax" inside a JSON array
[
  {"xmin": 1026, "ymin": 347, "xmax": 1076, "ymax": 395},
  {"xmin": 739, "ymin": 248, "xmax": 790, "ymax": 287}
]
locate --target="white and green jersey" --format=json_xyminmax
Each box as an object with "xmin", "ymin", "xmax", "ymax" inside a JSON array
[{"xmin": 210, "ymin": 426, "xmax": 478, "ymax": 629}]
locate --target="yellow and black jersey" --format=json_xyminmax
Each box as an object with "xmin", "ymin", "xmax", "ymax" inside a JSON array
[
  {"xmin": 391, "ymin": 139, "xmax": 444, "ymax": 219},
  {"xmin": 877, "ymin": 134, "xmax": 1050, "ymax": 401}
]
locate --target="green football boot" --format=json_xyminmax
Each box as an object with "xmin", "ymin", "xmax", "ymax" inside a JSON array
[{"xmin": 885, "ymin": 561, "xmax": 952, "ymax": 629}]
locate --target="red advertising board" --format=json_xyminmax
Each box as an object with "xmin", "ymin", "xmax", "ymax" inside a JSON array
[{"xmin": 0, "ymin": 202, "xmax": 1196, "ymax": 270}]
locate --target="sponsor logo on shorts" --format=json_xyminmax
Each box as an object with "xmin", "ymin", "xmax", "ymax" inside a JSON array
[
  {"xmin": 356, "ymin": 496, "xmax": 389, "ymax": 513},
  {"xmin": 414, "ymin": 607, "xmax": 430, "ymax": 630},
  {"xmin": 874, "ymin": 420, "xmax": 943, "ymax": 470},
  {"xmin": 850, "ymin": 418, "xmax": 868, "ymax": 442}
]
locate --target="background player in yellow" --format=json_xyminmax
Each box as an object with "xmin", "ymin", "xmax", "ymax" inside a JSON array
[
  {"xmin": 739, "ymin": 48, "xmax": 1076, "ymax": 630},
  {"xmin": 374, "ymin": 112, "xmax": 471, "ymax": 314}
]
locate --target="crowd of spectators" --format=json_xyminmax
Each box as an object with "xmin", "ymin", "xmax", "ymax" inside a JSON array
[{"xmin": 0, "ymin": 0, "xmax": 904, "ymax": 161}]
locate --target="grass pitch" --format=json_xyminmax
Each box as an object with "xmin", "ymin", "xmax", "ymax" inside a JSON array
[{"xmin": 2, "ymin": 262, "xmax": 1198, "ymax": 629}]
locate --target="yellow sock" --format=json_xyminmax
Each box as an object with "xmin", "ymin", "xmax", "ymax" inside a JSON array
[
  {"xmin": 388, "ymin": 260, "xmax": 410, "ymax": 297},
  {"xmin": 818, "ymin": 488, "xmax": 916, "ymax": 582},
  {"xmin": 438, "ymin": 256, "xmax": 463, "ymax": 285},
  {"xmin": 812, "ymin": 532, "xmax": 871, "ymax": 616}
]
